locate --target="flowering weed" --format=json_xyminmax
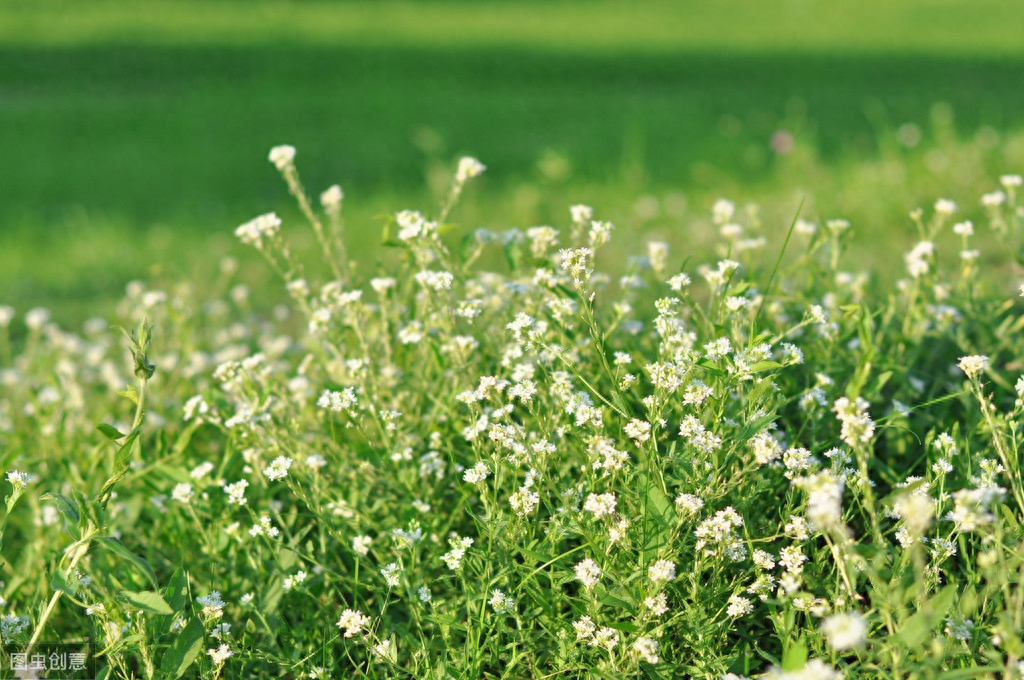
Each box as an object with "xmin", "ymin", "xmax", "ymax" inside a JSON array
[{"xmin": 1, "ymin": 150, "xmax": 1024, "ymax": 679}]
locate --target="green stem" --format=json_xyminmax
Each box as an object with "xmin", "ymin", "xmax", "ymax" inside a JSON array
[{"xmin": 27, "ymin": 527, "xmax": 99, "ymax": 651}]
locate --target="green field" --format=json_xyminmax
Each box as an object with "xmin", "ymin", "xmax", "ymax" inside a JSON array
[
  {"xmin": 3, "ymin": 0, "xmax": 1024, "ymax": 319},
  {"xmin": 5, "ymin": 4, "xmax": 1024, "ymax": 678}
]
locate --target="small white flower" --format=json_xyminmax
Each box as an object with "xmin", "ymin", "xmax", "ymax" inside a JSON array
[
  {"xmin": 820, "ymin": 611, "xmax": 867, "ymax": 650},
  {"xmin": 320, "ymin": 185, "xmax": 343, "ymax": 211},
  {"xmin": 583, "ymin": 492, "xmax": 617, "ymax": 519},
  {"xmin": 633, "ymin": 637, "xmax": 660, "ymax": 664},
  {"xmin": 223, "ymin": 480, "xmax": 249, "ymax": 506},
  {"xmin": 463, "ymin": 461, "xmax": 490, "ymax": 484},
  {"xmin": 945, "ymin": 616, "xmax": 974, "ymax": 641},
  {"xmin": 171, "ymin": 483, "xmax": 193, "ymax": 504},
  {"xmin": 207, "ymin": 644, "xmax": 233, "ymax": 665},
  {"xmin": 335, "ymin": 608, "xmax": 369, "ymax": 638},
  {"xmin": 647, "ymin": 559, "xmax": 676, "ymax": 584},
  {"xmin": 263, "ymin": 456, "xmax": 293, "ymax": 481},
  {"xmin": 727, "ymin": 595, "xmax": 753, "ymax": 617},
  {"xmin": 353, "ymin": 535, "xmax": 372, "ymax": 556},
  {"xmin": 235, "ymin": 213, "xmax": 282, "ymax": 248},
  {"xmin": 455, "ymin": 157, "xmax": 486, "ymax": 183},
  {"xmin": 488, "ymin": 589, "xmax": 515, "ymax": 614},
  {"xmin": 574, "ymin": 558, "xmax": 602, "ymax": 588},
  {"xmin": 958, "ymin": 355, "xmax": 989, "ymax": 379},
  {"xmin": 269, "ymin": 144, "xmax": 296, "ymax": 170},
  {"xmin": 381, "ymin": 563, "xmax": 401, "ymax": 588},
  {"xmin": 6, "ymin": 470, "xmax": 33, "ymax": 492},
  {"xmin": 573, "ymin": 615, "xmax": 596, "ymax": 640}
]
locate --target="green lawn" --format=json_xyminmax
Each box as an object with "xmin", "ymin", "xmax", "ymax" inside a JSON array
[{"xmin": 3, "ymin": 0, "xmax": 1024, "ymax": 320}]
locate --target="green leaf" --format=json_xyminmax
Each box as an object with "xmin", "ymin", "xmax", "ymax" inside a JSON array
[
  {"xmin": 781, "ymin": 638, "xmax": 808, "ymax": 671},
  {"xmin": 41, "ymin": 492, "xmax": 80, "ymax": 525},
  {"xmin": 95, "ymin": 536, "xmax": 157, "ymax": 587},
  {"xmin": 118, "ymin": 590, "xmax": 173, "ymax": 616},
  {"xmin": 96, "ymin": 429, "xmax": 141, "ymax": 505},
  {"xmin": 960, "ymin": 583, "xmax": 977, "ymax": 617},
  {"xmin": 897, "ymin": 584, "xmax": 957, "ymax": 648},
  {"xmin": 639, "ymin": 474, "xmax": 674, "ymax": 563},
  {"xmin": 117, "ymin": 385, "xmax": 139, "ymax": 405},
  {"xmin": 748, "ymin": 360, "xmax": 784, "ymax": 373},
  {"xmin": 516, "ymin": 546, "xmax": 551, "ymax": 566},
  {"xmin": 164, "ymin": 568, "xmax": 190, "ymax": 612},
  {"xmin": 896, "ymin": 610, "xmax": 930, "ymax": 648},
  {"xmin": 159, "ymin": 617, "xmax": 205, "ymax": 680},
  {"xmin": 97, "ymin": 423, "xmax": 126, "ymax": 442},
  {"xmin": 170, "ymin": 421, "xmax": 201, "ymax": 457},
  {"xmin": 597, "ymin": 586, "xmax": 637, "ymax": 615},
  {"xmin": 50, "ymin": 569, "xmax": 77, "ymax": 597},
  {"xmin": 113, "ymin": 429, "xmax": 141, "ymax": 475},
  {"xmin": 936, "ymin": 667, "xmax": 1004, "ymax": 679}
]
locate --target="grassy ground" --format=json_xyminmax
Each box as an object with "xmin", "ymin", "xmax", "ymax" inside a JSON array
[{"xmin": 3, "ymin": 0, "xmax": 1024, "ymax": 321}]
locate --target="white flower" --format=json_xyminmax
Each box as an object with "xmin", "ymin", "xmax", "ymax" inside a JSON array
[
  {"xmin": 455, "ymin": 157, "xmax": 486, "ymax": 183},
  {"xmin": 197, "ymin": 591, "xmax": 226, "ymax": 619},
  {"xmin": 570, "ymin": 204, "xmax": 594, "ymax": 224},
  {"xmin": 223, "ymin": 480, "xmax": 249, "ymax": 506},
  {"xmin": 268, "ymin": 144, "xmax": 296, "ymax": 170},
  {"xmin": 794, "ymin": 471, "xmax": 845, "ymax": 531},
  {"xmin": 336, "ymin": 608, "xmax": 369, "ymax": 638},
  {"xmin": 833, "ymin": 396, "xmax": 874, "ymax": 447},
  {"xmin": 509, "ymin": 487, "xmax": 540, "ymax": 516},
  {"xmin": 668, "ymin": 273, "xmax": 691, "ymax": 291},
  {"xmin": 945, "ymin": 616, "xmax": 974, "ymax": 641},
  {"xmin": 488, "ymin": 589, "xmax": 515, "ymax": 614},
  {"xmin": 644, "ymin": 592, "xmax": 670, "ymax": 617},
  {"xmin": 573, "ymin": 615, "xmax": 596, "ymax": 640},
  {"xmin": 370, "ymin": 277, "xmax": 396, "ymax": 295},
  {"xmin": 934, "ymin": 198, "xmax": 957, "ymax": 215},
  {"xmin": 463, "ymin": 461, "xmax": 490, "ymax": 484},
  {"xmin": 263, "ymin": 456, "xmax": 293, "ymax": 481},
  {"xmin": 574, "ymin": 558, "xmax": 602, "ymax": 588},
  {"xmin": 235, "ymin": 212, "xmax": 281, "ymax": 248},
  {"xmin": 353, "ymin": 535, "xmax": 372, "ymax": 556},
  {"xmin": 583, "ymin": 492, "xmax": 617, "ymax": 519},
  {"xmin": 25, "ymin": 307, "xmax": 50, "ymax": 330},
  {"xmin": 171, "ymin": 483, "xmax": 193, "ymax": 504},
  {"xmin": 820, "ymin": 611, "xmax": 867, "ymax": 650},
  {"xmin": 207, "ymin": 644, "xmax": 233, "ymax": 665},
  {"xmin": 675, "ymin": 493, "xmax": 704, "ymax": 515},
  {"xmin": 958, "ymin": 355, "xmax": 989, "ymax": 379},
  {"xmin": 633, "ymin": 637, "xmax": 660, "ymax": 664},
  {"xmin": 952, "ymin": 220, "xmax": 974, "ymax": 236},
  {"xmin": 415, "ymin": 270, "xmax": 455, "ymax": 292},
  {"xmin": 381, "ymin": 563, "xmax": 401, "ymax": 588},
  {"xmin": 320, "ymin": 185, "xmax": 343, "ymax": 211},
  {"xmin": 712, "ymin": 198, "xmax": 735, "ymax": 224},
  {"xmin": 727, "ymin": 595, "xmax": 753, "ymax": 617},
  {"xmin": 6, "ymin": 469, "xmax": 33, "ymax": 492},
  {"xmin": 764, "ymin": 659, "xmax": 842, "ymax": 679},
  {"xmin": 647, "ymin": 559, "xmax": 676, "ymax": 584},
  {"xmin": 210, "ymin": 623, "xmax": 231, "ymax": 639}
]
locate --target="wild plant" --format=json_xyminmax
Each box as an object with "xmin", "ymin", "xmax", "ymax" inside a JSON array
[{"xmin": 1, "ymin": 146, "xmax": 1023, "ymax": 680}]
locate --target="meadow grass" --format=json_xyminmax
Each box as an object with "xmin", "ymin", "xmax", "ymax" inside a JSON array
[
  {"xmin": 5, "ymin": 0, "xmax": 1024, "ymax": 327},
  {"xmin": 1, "ymin": 148, "xmax": 1023, "ymax": 678},
  {"xmin": 3, "ymin": 0, "xmax": 1024, "ymax": 229}
]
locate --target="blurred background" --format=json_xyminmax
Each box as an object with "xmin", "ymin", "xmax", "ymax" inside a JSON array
[{"xmin": 3, "ymin": 0, "xmax": 1024, "ymax": 323}]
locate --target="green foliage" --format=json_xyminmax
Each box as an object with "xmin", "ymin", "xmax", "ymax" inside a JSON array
[{"xmin": 1, "ymin": 150, "xmax": 1024, "ymax": 678}]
